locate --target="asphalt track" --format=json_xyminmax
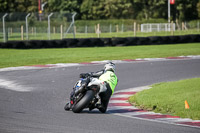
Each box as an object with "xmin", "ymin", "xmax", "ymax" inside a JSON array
[{"xmin": 0, "ymin": 59, "xmax": 200, "ymax": 133}]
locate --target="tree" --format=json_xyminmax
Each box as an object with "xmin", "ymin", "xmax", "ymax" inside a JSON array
[
  {"xmin": 104, "ymin": 0, "xmax": 134, "ymax": 19},
  {"xmin": 197, "ymin": 1, "xmax": 200, "ymax": 18},
  {"xmin": 80, "ymin": 0, "xmax": 94, "ymax": 19},
  {"xmin": 132, "ymin": 0, "xmax": 166, "ymax": 20},
  {"xmin": 47, "ymin": 0, "xmax": 82, "ymax": 19},
  {"xmin": 0, "ymin": 0, "xmax": 38, "ymax": 13},
  {"xmin": 174, "ymin": 0, "xmax": 198, "ymax": 21},
  {"xmin": 80, "ymin": 0, "xmax": 134, "ymax": 20},
  {"xmin": 0, "ymin": 0, "xmax": 199, "ymax": 21}
]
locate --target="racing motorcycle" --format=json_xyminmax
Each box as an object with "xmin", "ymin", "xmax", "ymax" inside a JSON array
[{"xmin": 64, "ymin": 75, "xmax": 103, "ymax": 113}]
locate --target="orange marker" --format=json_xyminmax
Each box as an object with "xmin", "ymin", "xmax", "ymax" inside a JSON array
[{"xmin": 185, "ymin": 100, "xmax": 189, "ymax": 109}]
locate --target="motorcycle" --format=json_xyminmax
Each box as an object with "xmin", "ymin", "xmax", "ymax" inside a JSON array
[{"xmin": 64, "ymin": 75, "xmax": 103, "ymax": 113}]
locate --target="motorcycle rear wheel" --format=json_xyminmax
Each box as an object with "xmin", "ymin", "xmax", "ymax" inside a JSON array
[{"xmin": 72, "ymin": 90, "xmax": 95, "ymax": 113}]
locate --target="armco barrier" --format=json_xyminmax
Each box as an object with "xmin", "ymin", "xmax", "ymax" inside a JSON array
[{"xmin": 0, "ymin": 34, "xmax": 200, "ymax": 49}]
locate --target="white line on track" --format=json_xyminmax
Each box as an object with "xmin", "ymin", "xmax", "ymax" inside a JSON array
[{"xmin": 0, "ymin": 78, "xmax": 32, "ymax": 92}]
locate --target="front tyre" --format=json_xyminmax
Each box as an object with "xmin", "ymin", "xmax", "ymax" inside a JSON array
[{"xmin": 72, "ymin": 90, "xmax": 95, "ymax": 113}]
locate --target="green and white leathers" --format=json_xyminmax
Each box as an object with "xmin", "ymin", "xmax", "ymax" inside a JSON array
[{"xmin": 99, "ymin": 71, "xmax": 118, "ymax": 94}]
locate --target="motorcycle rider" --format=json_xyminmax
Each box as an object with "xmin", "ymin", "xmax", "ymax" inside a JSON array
[{"xmin": 65, "ymin": 62, "xmax": 118, "ymax": 113}]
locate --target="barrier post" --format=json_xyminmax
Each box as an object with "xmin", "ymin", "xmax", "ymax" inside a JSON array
[
  {"xmin": 72, "ymin": 13, "xmax": 76, "ymax": 38},
  {"xmin": 34, "ymin": 27, "xmax": 36, "ymax": 37},
  {"xmin": 171, "ymin": 21, "xmax": 174, "ymax": 36},
  {"xmin": 110, "ymin": 24, "xmax": 112, "ymax": 33},
  {"xmin": 85, "ymin": 25, "xmax": 87, "ymax": 35},
  {"xmin": 48, "ymin": 13, "xmax": 53, "ymax": 40},
  {"xmin": 116, "ymin": 25, "xmax": 119, "ymax": 33},
  {"xmin": 121, "ymin": 24, "xmax": 124, "ymax": 33},
  {"xmin": 21, "ymin": 25, "xmax": 24, "ymax": 40},
  {"xmin": 134, "ymin": 22, "xmax": 136, "ymax": 37},
  {"xmin": 74, "ymin": 26, "xmax": 76, "ymax": 35},
  {"xmin": 25, "ymin": 13, "xmax": 30, "ymax": 40},
  {"xmin": 60, "ymin": 25, "xmax": 63, "ymax": 39},
  {"xmin": 2, "ymin": 13, "xmax": 8, "ymax": 42},
  {"xmin": 97, "ymin": 23, "xmax": 100, "ymax": 38}
]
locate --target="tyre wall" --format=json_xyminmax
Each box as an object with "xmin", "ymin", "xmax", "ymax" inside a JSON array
[{"xmin": 0, "ymin": 34, "xmax": 200, "ymax": 49}]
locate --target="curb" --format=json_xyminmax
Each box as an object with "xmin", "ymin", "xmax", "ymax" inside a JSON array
[
  {"xmin": 108, "ymin": 86, "xmax": 200, "ymax": 129},
  {"xmin": 0, "ymin": 55, "xmax": 200, "ymax": 72}
]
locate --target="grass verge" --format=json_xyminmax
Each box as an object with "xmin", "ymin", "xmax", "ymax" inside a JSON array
[
  {"xmin": 129, "ymin": 78, "xmax": 200, "ymax": 120},
  {"xmin": 0, "ymin": 43, "xmax": 200, "ymax": 68},
  {"xmin": 1, "ymin": 30, "xmax": 199, "ymax": 41}
]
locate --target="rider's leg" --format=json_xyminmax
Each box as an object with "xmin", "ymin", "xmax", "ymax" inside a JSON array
[{"xmin": 98, "ymin": 82, "xmax": 112, "ymax": 113}]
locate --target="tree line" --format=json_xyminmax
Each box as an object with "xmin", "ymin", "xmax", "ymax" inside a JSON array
[{"xmin": 1, "ymin": 0, "xmax": 200, "ymax": 21}]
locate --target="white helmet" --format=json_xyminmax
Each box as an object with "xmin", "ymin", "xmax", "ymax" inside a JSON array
[{"xmin": 104, "ymin": 62, "xmax": 115, "ymax": 72}]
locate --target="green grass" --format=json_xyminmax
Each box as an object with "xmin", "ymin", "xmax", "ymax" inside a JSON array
[
  {"xmin": 0, "ymin": 43, "xmax": 200, "ymax": 68},
  {"xmin": 1, "ymin": 29, "xmax": 200, "ymax": 42},
  {"xmin": 129, "ymin": 78, "xmax": 200, "ymax": 120}
]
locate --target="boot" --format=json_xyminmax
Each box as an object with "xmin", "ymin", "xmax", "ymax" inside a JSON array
[
  {"xmin": 97, "ymin": 104, "xmax": 106, "ymax": 113},
  {"xmin": 64, "ymin": 102, "xmax": 71, "ymax": 111}
]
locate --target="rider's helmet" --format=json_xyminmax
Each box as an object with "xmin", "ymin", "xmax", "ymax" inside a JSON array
[{"xmin": 104, "ymin": 62, "xmax": 115, "ymax": 72}]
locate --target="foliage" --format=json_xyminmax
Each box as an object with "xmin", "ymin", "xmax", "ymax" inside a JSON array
[
  {"xmin": 174, "ymin": 0, "xmax": 198, "ymax": 21},
  {"xmin": 0, "ymin": 0, "xmax": 199, "ymax": 21},
  {"xmin": 0, "ymin": 0, "xmax": 38, "ymax": 12},
  {"xmin": 197, "ymin": 1, "xmax": 200, "ymax": 18},
  {"xmin": 132, "ymin": 0, "xmax": 166, "ymax": 20}
]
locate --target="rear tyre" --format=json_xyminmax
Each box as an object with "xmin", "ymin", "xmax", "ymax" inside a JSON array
[{"xmin": 72, "ymin": 90, "xmax": 95, "ymax": 113}]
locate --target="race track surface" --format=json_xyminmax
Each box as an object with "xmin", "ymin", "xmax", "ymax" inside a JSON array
[{"xmin": 0, "ymin": 59, "xmax": 200, "ymax": 133}]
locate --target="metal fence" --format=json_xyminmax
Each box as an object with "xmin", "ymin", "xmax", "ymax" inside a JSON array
[
  {"xmin": 141, "ymin": 23, "xmax": 176, "ymax": 32},
  {"xmin": 1, "ymin": 12, "xmax": 200, "ymax": 42},
  {"xmin": 0, "ymin": 12, "xmax": 76, "ymax": 42}
]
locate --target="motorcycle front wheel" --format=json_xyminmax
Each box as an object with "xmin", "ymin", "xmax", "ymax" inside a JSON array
[
  {"xmin": 64, "ymin": 103, "xmax": 71, "ymax": 111},
  {"xmin": 72, "ymin": 90, "xmax": 95, "ymax": 113}
]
